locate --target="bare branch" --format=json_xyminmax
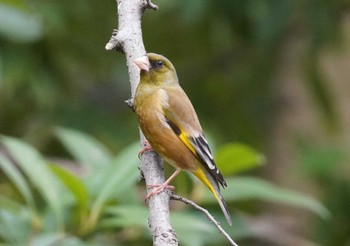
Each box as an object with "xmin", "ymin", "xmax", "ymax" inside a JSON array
[
  {"xmin": 124, "ymin": 97, "xmax": 135, "ymax": 112},
  {"xmin": 142, "ymin": 0, "xmax": 159, "ymax": 11},
  {"xmin": 105, "ymin": 29, "xmax": 124, "ymax": 52},
  {"xmin": 143, "ymin": 152, "xmax": 178, "ymax": 246},
  {"xmin": 106, "ymin": 0, "xmax": 177, "ymax": 245},
  {"xmin": 170, "ymin": 194, "xmax": 239, "ymax": 246}
]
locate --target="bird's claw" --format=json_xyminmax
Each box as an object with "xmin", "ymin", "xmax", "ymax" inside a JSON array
[
  {"xmin": 138, "ymin": 141, "xmax": 153, "ymax": 159},
  {"xmin": 145, "ymin": 183, "xmax": 176, "ymax": 200}
]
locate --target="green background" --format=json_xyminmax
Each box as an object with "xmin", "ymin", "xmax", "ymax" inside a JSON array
[{"xmin": 1, "ymin": 0, "xmax": 350, "ymax": 245}]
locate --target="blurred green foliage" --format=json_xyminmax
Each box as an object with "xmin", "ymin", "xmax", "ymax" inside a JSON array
[
  {"xmin": 0, "ymin": 129, "xmax": 327, "ymax": 245},
  {"xmin": 0, "ymin": 0, "xmax": 347, "ymax": 146},
  {"xmin": 1, "ymin": 0, "xmax": 350, "ymax": 245}
]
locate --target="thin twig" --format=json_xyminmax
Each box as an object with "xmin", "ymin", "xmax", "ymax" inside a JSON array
[
  {"xmin": 124, "ymin": 98, "xmax": 135, "ymax": 111},
  {"xmin": 105, "ymin": 29, "xmax": 124, "ymax": 52},
  {"xmin": 142, "ymin": 0, "xmax": 158, "ymax": 11},
  {"xmin": 170, "ymin": 194, "xmax": 239, "ymax": 246}
]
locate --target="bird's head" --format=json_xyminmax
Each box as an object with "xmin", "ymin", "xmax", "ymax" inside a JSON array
[{"xmin": 134, "ymin": 53, "xmax": 178, "ymax": 86}]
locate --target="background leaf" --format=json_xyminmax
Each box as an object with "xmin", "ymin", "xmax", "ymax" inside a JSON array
[
  {"xmin": 0, "ymin": 155, "xmax": 36, "ymax": 210},
  {"xmin": 0, "ymin": 195, "xmax": 24, "ymax": 213},
  {"xmin": 171, "ymin": 211, "xmax": 215, "ymax": 246},
  {"xmin": 0, "ymin": 209, "xmax": 31, "ymax": 244},
  {"xmin": 49, "ymin": 164, "xmax": 89, "ymax": 212},
  {"xmin": 0, "ymin": 4, "xmax": 42, "ymax": 42},
  {"xmin": 1, "ymin": 136, "xmax": 65, "ymax": 230},
  {"xmin": 102, "ymin": 204, "xmax": 148, "ymax": 228},
  {"xmin": 90, "ymin": 142, "xmax": 140, "ymax": 212},
  {"xmin": 203, "ymin": 176, "xmax": 330, "ymax": 219},
  {"xmin": 55, "ymin": 127, "xmax": 113, "ymax": 168},
  {"xmin": 29, "ymin": 233, "xmax": 103, "ymax": 246},
  {"xmin": 215, "ymin": 143, "xmax": 265, "ymax": 175}
]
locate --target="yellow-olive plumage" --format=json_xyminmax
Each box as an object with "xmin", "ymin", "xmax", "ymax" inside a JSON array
[{"xmin": 134, "ymin": 53, "xmax": 232, "ymax": 225}]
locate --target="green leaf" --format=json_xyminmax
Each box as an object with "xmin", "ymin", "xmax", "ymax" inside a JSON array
[
  {"xmin": 203, "ymin": 176, "xmax": 330, "ymax": 219},
  {"xmin": 215, "ymin": 143, "xmax": 265, "ymax": 175},
  {"xmin": 90, "ymin": 142, "xmax": 140, "ymax": 211},
  {"xmin": 54, "ymin": 127, "xmax": 113, "ymax": 168},
  {"xmin": 29, "ymin": 233, "xmax": 102, "ymax": 246},
  {"xmin": 49, "ymin": 164, "xmax": 89, "ymax": 212},
  {"xmin": 0, "ymin": 155, "xmax": 36, "ymax": 210},
  {"xmin": 0, "ymin": 4, "xmax": 42, "ymax": 42},
  {"xmin": 0, "ymin": 209, "xmax": 31, "ymax": 244},
  {"xmin": 0, "ymin": 195, "xmax": 24, "ymax": 213},
  {"xmin": 83, "ymin": 141, "xmax": 140, "ymax": 230},
  {"xmin": 171, "ymin": 211, "xmax": 214, "ymax": 246},
  {"xmin": 102, "ymin": 204, "xmax": 148, "ymax": 228},
  {"xmin": 1, "ymin": 136, "xmax": 64, "ymax": 230}
]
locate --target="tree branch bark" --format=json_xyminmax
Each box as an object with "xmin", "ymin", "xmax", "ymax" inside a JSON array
[{"xmin": 106, "ymin": 0, "xmax": 178, "ymax": 245}]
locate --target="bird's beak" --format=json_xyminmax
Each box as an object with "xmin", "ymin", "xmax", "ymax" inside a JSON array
[{"xmin": 134, "ymin": 56, "xmax": 150, "ymax": 71}]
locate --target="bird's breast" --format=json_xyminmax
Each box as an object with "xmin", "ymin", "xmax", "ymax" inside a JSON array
[
  {"xmin": 134, "ymin": 88, "xmax": 197, "ymax": 171},
  {"xmin": 135, "ymin": 88, "xmax": 170, "ymax": 135}
]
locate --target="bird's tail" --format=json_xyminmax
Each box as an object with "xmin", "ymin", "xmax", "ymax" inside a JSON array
[{"xmin": 194, "ymin": 167, "xmax": 232, "ymax": 225}]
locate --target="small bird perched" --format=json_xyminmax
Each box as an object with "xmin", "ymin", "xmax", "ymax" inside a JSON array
[{"xmin": 134, "ymin": 53, "xmax": 232, "ymax": 225}]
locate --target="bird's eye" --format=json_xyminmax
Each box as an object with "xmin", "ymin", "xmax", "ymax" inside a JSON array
[{"xmin": 156, "ymin": 60, "xmax": 164, "ymax": 68}]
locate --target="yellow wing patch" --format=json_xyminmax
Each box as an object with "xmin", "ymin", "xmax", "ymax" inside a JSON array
[
  {"xmin": 194, "ymin": 167, "xmax": 220, "ymax": 201},
  {"xmin": 178, "ymin": 132, "xmax": 196, "ymax": 155}
]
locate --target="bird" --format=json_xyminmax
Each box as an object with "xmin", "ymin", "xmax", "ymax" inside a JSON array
[{"xmin": 133, "ymin": 53, "xmax": 232, "ymax": 225}]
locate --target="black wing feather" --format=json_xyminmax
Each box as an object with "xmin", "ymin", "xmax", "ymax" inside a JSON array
[
  {"xmin": 190, "ymin": 135, "xmax": 227, "ymax": 188},
  {"xmin": 165, "ymin": 117, "xmax": 227, "ymax": 188}
]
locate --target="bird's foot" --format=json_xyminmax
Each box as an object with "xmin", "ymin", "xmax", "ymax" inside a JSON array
[
  {"xmin": 145, "ymin": 183, "xmax": 176, "ymax": 199},
  {"xmin": 138, "ymin": 141, "xmax": 153, "ymax": 159}
]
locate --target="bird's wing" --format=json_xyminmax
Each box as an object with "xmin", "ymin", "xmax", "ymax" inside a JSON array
[{"xmin": 162, "ymin": 87, "xmax": 227, "ymax": 188}]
